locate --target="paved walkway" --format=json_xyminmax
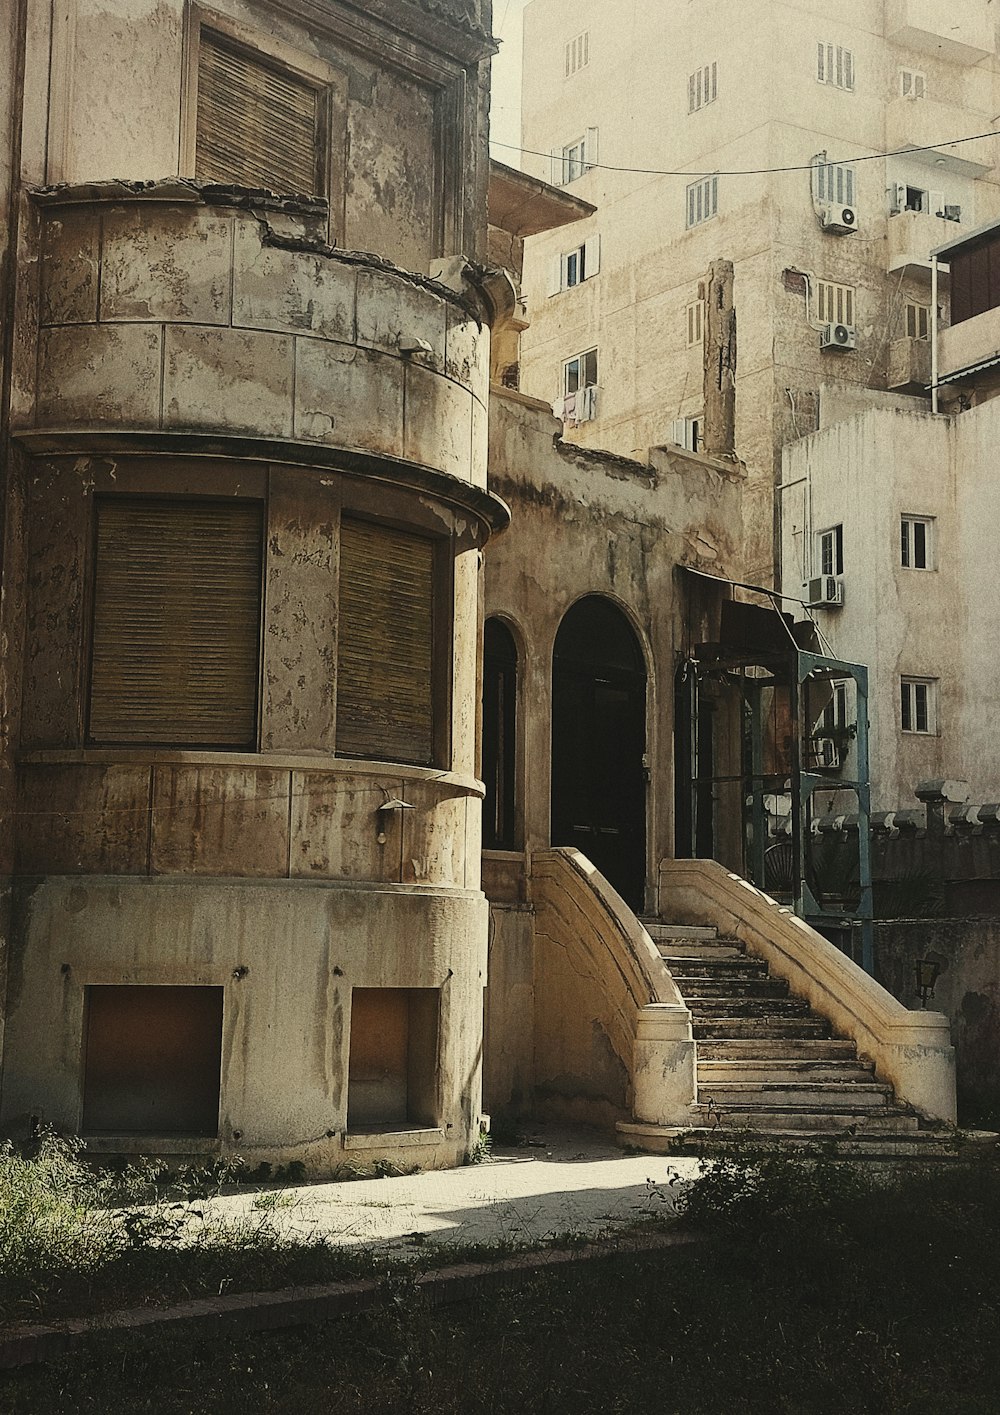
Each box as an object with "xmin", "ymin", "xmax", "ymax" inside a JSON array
[{"xmin": 206, "ymin": 1127, "xmax": 703, "ymax": 1258}]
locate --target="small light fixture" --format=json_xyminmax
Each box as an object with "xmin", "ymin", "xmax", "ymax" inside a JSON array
[
  {"xmin": 915, "ymin": 957, "xmax": 941, "ymax": 1008},
  {"xmin": 398, "ymin": 335, "xmax": 433, "ymax": 357},
  {"xmin": 376, "ymin": 796, "xmax": 414, "ymax": 845}
]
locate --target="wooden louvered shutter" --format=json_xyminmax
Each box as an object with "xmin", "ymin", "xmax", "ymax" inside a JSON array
[
  {"xmin": 337, "ymin": 519, "xmax": 435, "ymax": 766},
  {"xmin": 196, "ymin": 31, "xmax": 323, "ymax": 197},
  {"xmin": 89, "ymin": 501, "xmax": 263, "ymax": 747}
]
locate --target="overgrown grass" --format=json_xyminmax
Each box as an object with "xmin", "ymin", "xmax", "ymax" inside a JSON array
[
  {"xmin": 5, "ymin": 1142, "xmax": 1000, "ymax": 1413},
  {"xmin": 0, "ymin": 1131, "xmax": 387, "ymax": 1325}
]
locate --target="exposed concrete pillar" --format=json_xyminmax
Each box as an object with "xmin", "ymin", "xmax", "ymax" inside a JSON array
[
  {"xmin": 631, "ymin": 1004, "xmax": 697, "ymax": 1127},
  {"xmin": 703, "ymin": 258, "xmax": 736, "ymax": 459}
]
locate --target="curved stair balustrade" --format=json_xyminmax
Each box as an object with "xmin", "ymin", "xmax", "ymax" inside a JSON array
[
  {"xmin": 658, "ymin": 857, "xmax": 957, "ymax": 1126},
  {"xmin": 528, "ymin": 848, "xmax": 697, "ymax": 1130}
]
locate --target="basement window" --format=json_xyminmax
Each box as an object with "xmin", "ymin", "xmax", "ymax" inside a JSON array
[
  {"xmin": 196, "ymin": 29, "xmax": 328, "ymax": 197},
  {"xmin": 82, "ymin": 986, "xmax": 223, "ymax": 1135},
  {"xmin": 347, "ymin": 989, "xmax": 440, "ymax": 1130},
  {"xmin": 901, "ymin": 677, "xmax": 936, "ymax": 735}
]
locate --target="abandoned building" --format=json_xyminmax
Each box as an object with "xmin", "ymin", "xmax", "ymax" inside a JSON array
[{"xmin": 0, "ymin": 0, "xmax": 971, "ymax": 1172}]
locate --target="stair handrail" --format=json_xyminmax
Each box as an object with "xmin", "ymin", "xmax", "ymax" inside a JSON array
[{"xmin": 658, "ymin": 857, "xmax": 957, "ymax": 1124}]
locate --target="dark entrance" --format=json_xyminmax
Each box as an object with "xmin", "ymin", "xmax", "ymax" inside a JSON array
[
  {"xmin": 482, "ymin": 618, "xmax": 518, "ymax": 850},
  {"xmin": 551, "ymin": 596, "xmax": 647, "ymax": 909}
]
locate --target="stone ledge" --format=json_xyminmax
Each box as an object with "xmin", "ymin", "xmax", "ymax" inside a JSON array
[{"xmin": 0, "ymin": 1231, "xmax": 697, "ymax": 1371}]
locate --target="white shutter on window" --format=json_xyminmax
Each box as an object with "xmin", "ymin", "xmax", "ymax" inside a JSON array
[
  {"xmin": 551, "ymin": 147, "xmax": 563, "ymax": 185},
  {"xmin": 550, "ymin": 255, "xmax": 564, "ymax": 297},
  {"xmin": 585, "ymin": 127, "xmax": 599, "ymax": 170},
  {"xmin": 584, "ymin": 233, "xmax": 601, "ymax": 277}
]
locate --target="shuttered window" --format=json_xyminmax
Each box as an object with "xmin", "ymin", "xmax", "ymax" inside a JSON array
[
  {"xmin": 196, "ymin": 30, "xmax": 324, "ymax": 197},
  {"xmin": 89, "ymin": 500, "xmax": 263, "ymax": 747},
  {"xmin": 337, "ymin": 519, "xmax": 436, "ymax": 766}
]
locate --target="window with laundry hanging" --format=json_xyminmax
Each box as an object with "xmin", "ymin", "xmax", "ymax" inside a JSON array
[
  {"xmin": 195, "ymin": 28, "xmax": 328, "ymax": 197},
  {"xmin": 336, "ymin": 518, "xmax": 440, "ymax": 766},
  {"xmin": 88, "ymin": 499, "xmax": 264, "ymax": 748}
]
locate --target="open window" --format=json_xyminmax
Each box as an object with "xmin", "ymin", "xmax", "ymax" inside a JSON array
[
  {"xmin": 82, "ymin": 986, "xmax": 223, "ymax": 1135},
  {"xmin": 347, "ymin": 988, "xmax": 439, "ymax": 1130}
]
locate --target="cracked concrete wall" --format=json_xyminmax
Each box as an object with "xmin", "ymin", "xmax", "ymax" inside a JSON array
[
  {"xmin": 481, "ymin": 388, "xmax": 744, "ymax": 1118},
  {"xmin": 18, "ymin": 0, "xmax": 493, "ymax": 267},
  {"xmin": 0, "ymin": 0, "xmax": 499, "ymax": 1172}
]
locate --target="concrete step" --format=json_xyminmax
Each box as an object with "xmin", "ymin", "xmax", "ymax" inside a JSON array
[
  {"xmin": 697, "ymin": 1038, "xmax": 857, "ymax": 1061},
  {"xmin": 643, "ymin": 922, "xmax": 719, "ymax": 942},
  {"xmin": 667, "ymin": 960, "xmax": 770, "ymax": 980},
  {"xmin": 698, "ymin": 1081, "xmax": 894, "ymax": 1112},
  {"xmin": 691, "ymin": 1105, "xmax": 921, "ymax": 1135},
  {"xmin": 693, "ymin": 1018, "xmax": 832, "ymax": 1040},
  {"xmin": 686, "ymin": 997, "xmax": 811, "ymax": 1018},
  {"xmin": 618, "ymin": 1123, "xmax": 996, "ymax": 1161},
  {"xmin": 658, "ymin": 944, "xmax": 746, "ymax": 963},
  {"xmin": 698, "ymin": 1059, "xmax": 875, "ymax": 1084},
  {"xmin": 673, "ymin": 978, "xmax": 790, "ymax": 1000}
]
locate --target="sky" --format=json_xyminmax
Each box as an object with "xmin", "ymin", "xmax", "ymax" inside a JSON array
[{"xmin": 490, "ymin": 0, "xmax": 530, "ymax": 166}]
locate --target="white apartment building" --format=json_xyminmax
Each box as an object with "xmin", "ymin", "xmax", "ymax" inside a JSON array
[{"xmin": 517, "ymin": 0, "xmax": 1000, "ymax": 584}]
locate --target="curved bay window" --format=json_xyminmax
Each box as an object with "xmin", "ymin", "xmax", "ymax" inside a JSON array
[{"xmin": 482, "ymin": 618, "xmax": 518, "ymax": 850}]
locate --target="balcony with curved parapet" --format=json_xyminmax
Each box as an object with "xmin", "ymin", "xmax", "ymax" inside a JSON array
[{"xmin": 20, "ymin": 181, "xmax": 493, "ymax": 501}]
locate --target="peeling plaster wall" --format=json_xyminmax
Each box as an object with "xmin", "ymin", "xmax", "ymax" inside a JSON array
[
  {"xmin": 481, "ymin": 388, "xmax": 743, "ymax": 1117},
  {"xmin": 876, "ymin": 918, "xmax": 1000, "ymax": 1121}
]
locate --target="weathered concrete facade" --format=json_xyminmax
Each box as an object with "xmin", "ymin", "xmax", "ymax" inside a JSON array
[
  {"xmin": 481, "ymin": 388, "xmax": 744, "ymax": 1123},
  {"xmin": 780, "ymin": 391, "xmax": 1000, "ymax": 811},
  {"xmin": 0, "ymin": 0, "xmax": 504, "ymax": 1172},
  {"xmin": 517, "ymin": 0, "xmax": 1000, "ymax": 583}
]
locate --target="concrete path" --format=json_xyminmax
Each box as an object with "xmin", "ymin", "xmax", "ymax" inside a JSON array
[{"xmin": 205, "ymin": 1127, "xmax": 703, "ymax": 1259}]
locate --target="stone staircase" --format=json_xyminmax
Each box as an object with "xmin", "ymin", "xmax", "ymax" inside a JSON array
[{"xmin": 642, "ymin": 921, "xmax": 975, "ymax": 1158}]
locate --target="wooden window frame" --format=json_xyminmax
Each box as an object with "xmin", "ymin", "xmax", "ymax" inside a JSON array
[
  {"xmin": 85, "ymin": 495, "xmax": 265, "ymax": 751},
  {"xmin": 334, "ymin": 511, "xmax": 453, "ymax": 770}
]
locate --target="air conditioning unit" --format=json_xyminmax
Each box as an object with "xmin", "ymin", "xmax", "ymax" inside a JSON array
[
  {"xmin": 805, "ymin": 575, "xmax": 845, "ymax": 607},
  {"xmin": 821, "ymin": 204, "xmax": 858, "ymax": 234},
  {"xmin": 812, "ymin": 738, "xmax": 842, "ymax": 771},
  {"xmin": 820, "ymin": 323, "xmax": 857, "ymax": 352}
]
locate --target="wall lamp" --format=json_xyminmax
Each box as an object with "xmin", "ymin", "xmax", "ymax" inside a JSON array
[
  {"xmin": 915, "ymin": 957, "xmax": 942, "ymax": 1009},
  {"xmin": 376, "ymin": 796, "xmax": 414, "ymax": 845},
  {"xmin": 398, "ymin": 336, "xmax": 433, "ymax": 357}
]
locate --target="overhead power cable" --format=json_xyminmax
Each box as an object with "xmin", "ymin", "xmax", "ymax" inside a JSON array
[{"xmin": 490, "ymin": 129, "xmax": 999, "ymax": 179}]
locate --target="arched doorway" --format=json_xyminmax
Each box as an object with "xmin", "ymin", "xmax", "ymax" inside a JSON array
[
  {"xmin": 482, "ymin": 618, "xmax": 518, "ymax": 851},
  {"xmin": 551, "ymin": 597, "xmax": 647, "ymax": 909}
]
